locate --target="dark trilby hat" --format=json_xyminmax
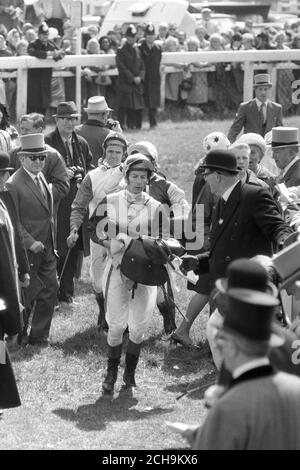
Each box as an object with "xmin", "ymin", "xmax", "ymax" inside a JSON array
[
  {"xmin": 198, "ymin": 149, "xmax": 240, "ymax": 174},
  {"xmin": 145, "ymin": 23, "xmax": 155, "ymax": 35},
  {"xmin": 216, "ymin": 259, "xmax": 283, "ymax": 347},
  {"xmin": 126, "ymin": 24, "xmax": 137, "ymax": 37},
  {"xmin": 54, "ymin": 101, "xmax": 80, "ymax": 118},
  {"xmin": 0, "ymin": 151, "xmax": 13, "ymax": 172}
]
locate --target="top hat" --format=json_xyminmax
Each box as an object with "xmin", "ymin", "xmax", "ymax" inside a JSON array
[
  {"xmin": 0, "ymin": 151, "xmax": 13, "ymax": 172},
  {"xmin": 38, "ymin": 22, "xmax": 49, "ymax": 35},
  {"xmin": 198, "ymin": 149, "xmax": 240, "ymax": 174},
  {"xmin": 223, "ymin": 290, "xmax": 283, "ymax": 346},
  {"xmin": 272, "ymin": 238, "xmax": 300, "ymax": 289},
  {"xmin": 271, "ymin": 127, "xmax": 300, "ymax": 149},
  {"xmin": 126, "ymin": 24, "xmax": 137, "ymax": 37},
  {"xmin": 253, "ymin": 73, "xmax": 272, "ymax": 87},
  {"xmin": 84, "ymin": 96, "xmax": 113, "ymax": 114},
  {"xmin": 18, "ymin": 134, "xmax": 48, "ymax": 155},
  {"xmin": 216, "ymin": 258, "xmax": 278, "ymax": 299},
  {"xmin": 145, "ymin": 23, "xmax": 156, "ymax": 36},
  {"xmin": 54, "ymin": 101, "xmax": 80, "ymax": 118},
  {"xmin": 236, "ymin": 133, "xmax": 267, "ymax": 155}
]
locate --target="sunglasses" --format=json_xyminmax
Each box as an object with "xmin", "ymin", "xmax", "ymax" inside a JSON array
[{"xmin": 27, "ymin": 155, "xmax": 46, "ymax": 162}]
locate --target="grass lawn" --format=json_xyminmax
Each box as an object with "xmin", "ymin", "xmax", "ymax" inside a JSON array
[{"xmin": 1, "ymin": 116, "xmax": 299, "ymax": 450}]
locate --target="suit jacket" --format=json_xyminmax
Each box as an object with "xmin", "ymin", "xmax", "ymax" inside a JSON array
[
  {"xmin": 197, "ymin": 182, "xmax": 293, "ymax": 283},
  {"xmin": 227, "ymin": 98, "xmax": 283, "ymax": 143},
  {"xmin": 192, "ymin": 367, "xmax": 300, "ymax": 449},
  {"xmin": 76, "ymin": 120, "xmax": 110, "ymax": 166},
  {"xmin": 45, "ymin": 128, "xmax": 94, "ymax": 255},
  {"xmin": 282, "ymin": 158, "xmax": 300, "ymax": 188},
  {"xmin": 9, "ymin": 143, "xmax": 69, "ymax": 214},
  {"xmin": 6, "ymin": 167, "xmax": 55, "ymax": 251}
]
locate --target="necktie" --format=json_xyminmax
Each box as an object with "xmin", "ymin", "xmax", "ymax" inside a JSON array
[
  {"xmin": 259, "ymin": 103, "xmax": 266, "ymax": 125},
  {"xmin": 35, "ymin": 176, "xmax": 48, "ymax": 203},
  {"xmin": 65, "ymin": 140, "xmax": 73, "ymax": 166}
]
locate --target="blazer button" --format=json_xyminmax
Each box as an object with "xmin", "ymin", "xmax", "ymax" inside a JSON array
[
  {"xmin": 234, "ymin": 222, "xmax": 238, "ymax": 226},
  {"xmin": 225, "ymin": 256, "xmax": 231, "ymax": 262}
]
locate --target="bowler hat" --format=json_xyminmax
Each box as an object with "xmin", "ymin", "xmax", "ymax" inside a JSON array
[
  {"xmin": 271, "ymin": 127, "xmax": 300, "ymax": 149},
  {"xmin": 0, "ymin": 151, "xmax": 13, "ymax": 172},
  {"xmin": 198, "ymin": 149, "xmax": 240, "ymax": 174},
  {"xmin": 84, "ymin": 96, "xmax": 113, "ymax": 114},
  {"xmin": 145, "ymin": 23, "xmax": 155, "ymax": 36},
  {"xmin": 18, "ymin": 134, "xmax": 48, "ymax": 155},
  {"xmin": 54, "ymin": 101, "xmax": 80, "ymax": 118},
  {"xmin": 216, "ymin": 258, "xmax": 278, "ymax": 299},
  {"xmin": 253, "ymin": 73, "xmax": 272, "ymax": 87},
  {"xmin": 223, "ymin": 291, "xmax": 283, "ymax": 346},
  {"xmin": 126, "ymin": 24, "xmax": 137, "ymax": 37}
]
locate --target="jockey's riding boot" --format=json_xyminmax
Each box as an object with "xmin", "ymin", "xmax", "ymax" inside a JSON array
[
  {"xmin": 157, "ymin": 302, "xmax": 177, "ymax": 335},
  {"xmin": 96, "ymin": 293, "xmax": 108, "ymax": 332},
  {"xmin": 102, "ymin": 344, "xmax": 122, "ymax": 395},
  {"xmin": 123, "ymin": 340, "xmax": 141, "ymax": 388}
]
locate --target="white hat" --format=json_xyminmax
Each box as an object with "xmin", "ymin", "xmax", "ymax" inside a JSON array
[
  {"xmin": 202, "ymin": 132, "xmax": 230, "ymax": 154},
  {"xmin": 236, "ymin": 133, "xmax": 267, "ymax": 154},
  {"xmin": 84, "ymin": 96, "xmax": 113, "ymax": 114},
  {"xmin": 128, "ymin": 141, "xmax": 158, "ymax": 165},
  {"xmin": 271, "ymin": 127, "xmax": 300, "ymax": 149}
]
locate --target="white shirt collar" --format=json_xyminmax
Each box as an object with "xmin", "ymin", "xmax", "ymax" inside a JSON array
[
  {"xmin": 222, "ymin": 180, "xmax": 240, "ymax": 202},
  {"xmin": 23, "ymin": 167, "xmax": 41, "ymax": 181},
  {"xmin": 282, "ymin": 155, "xmax": 300, "ymax": 177},
  {"xmin": 255, "ymin": 98, "xmax": 269, "ymax": 108},
  {"xmin": 232, "ymin": 357, "xmax": 270, "ymax": 379}
]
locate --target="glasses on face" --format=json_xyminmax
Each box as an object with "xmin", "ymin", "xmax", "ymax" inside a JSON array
[
  {"xmin": 27, "ymin": 155, "xmax": 46, "ymax": 162},
  {"xmin": 202, "ymin": 170, "xmax": 215, "ymax": 179},
  {"xmin": 59, "ymin": 117, "xmax": 77, "ymax": 122}
]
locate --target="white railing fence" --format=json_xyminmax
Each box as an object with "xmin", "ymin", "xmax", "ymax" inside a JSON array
[{"xmin": 1, "ymin": 49, "xmax": 300, "ymax": 121}]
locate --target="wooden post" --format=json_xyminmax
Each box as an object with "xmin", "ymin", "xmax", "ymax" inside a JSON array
[
  {"xmin": 270, "ymin": 65, "xmax": 277, "ymax": 101},
  {"xmin": 243, "ymin": 61, "xmax": 254, "ymax": 101},
  {"xmin": 16, "ymin": 68, "xmax": 28, "ymax": 120},
  {"xmin": 71, "ymin": 0, "xmax": 83, "ymax": 122},
  {"xmin": 159, "ymin": 65, "xmax": 166, "ymax": 112}
]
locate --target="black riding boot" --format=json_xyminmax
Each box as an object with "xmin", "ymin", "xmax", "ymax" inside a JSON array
[
  {"xmin": 102, "ymin": 344, "xmax": 122, "ymax": 395},
  {"xmin": 123, "ymin": 340, "xmax": 141, "ymax": 388},
  {"xmin": 96, "ymin": 293, "xmax": 108, "ymax": 332},
  {"xmin": 157, "ymin": 302, "xmax": 177, "ymax": 335}
]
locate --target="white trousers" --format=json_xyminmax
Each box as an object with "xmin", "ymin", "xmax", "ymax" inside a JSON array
[
  {"xmin": 103, "ymin": 258, "xmax": 157, "ymax": 347},
  {"xmin": 90, "ymin": 240, "xmax": 108, "ymax": 294}
]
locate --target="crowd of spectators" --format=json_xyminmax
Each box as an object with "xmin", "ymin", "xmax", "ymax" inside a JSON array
[{"xmin": 1, "ymin": 7, "xmax": 300, "ymax": 122}]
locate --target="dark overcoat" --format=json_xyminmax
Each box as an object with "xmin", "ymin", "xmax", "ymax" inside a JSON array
[
  {"xmin": 197, "ymin": 181, "xmax": 293, "ymax": 285},
  {"xmin": 0, "ymin": 200, "xmax": 22, "ymax": 409},
  {"xmin": 139, "ymin": 40, "xmax": 162, "ymax": 109},
  {"xmin": 45, "ymin": 128, "xmax": 94, "ymax": 256},
  {"xmin": 116, "ymin": 41, "xmax": 145, "ymax": 110},
  {"xmin": 27, "ymin": 38, "xmax": 58, "ymax": 110}
]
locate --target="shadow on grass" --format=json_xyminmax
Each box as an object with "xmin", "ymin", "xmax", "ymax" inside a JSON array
[
  {"xmin": 51, "ymin": 326, "xmax": 108, "ymax": 355},
  {"xmin": 164, "ymin": 370, "xmax": 217, "ymax": 401},
  {"xmin": 53, "ymin": 390, "xmax": 173, "ymax": 432}
]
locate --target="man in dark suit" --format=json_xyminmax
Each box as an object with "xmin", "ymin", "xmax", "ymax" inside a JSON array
[
  {"xmin": 139, "ymin": 23, "xmax": 162, "ymax": 129},
  {"xmin": 45, "ymin": 101, "xmax": 94, "ymax": 303},
  {"xmin": 227, "ymin": 73, "xmax": 283, "ymax": 143},
  {"xmin": 179, "ymin": 259, "xmax": 300, "ymax": 450},
  {"xmin": 181, "ymin": 150, "xmax": 293, "ymax": 291},
  {"xmin": 9, "ymin": 112, "xmax": 69, "ymax": 215},
  {"xmin": 6, "ymin": 134, "xmax": 58, "ymax": 346},
  {"xmin": 116, "ymin": 24, "xmax": 145, "ymax": 130},
  {"xmin": 271, "ymin": 126, "xmax": 300, "ymax": 187},
  {"xmin": 0, "ymin": 198, "xmax": 22, "ymax": 410},
  {"xmin": 76, "ymin": 96, "xmax": 116, "ymax": 167}
]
